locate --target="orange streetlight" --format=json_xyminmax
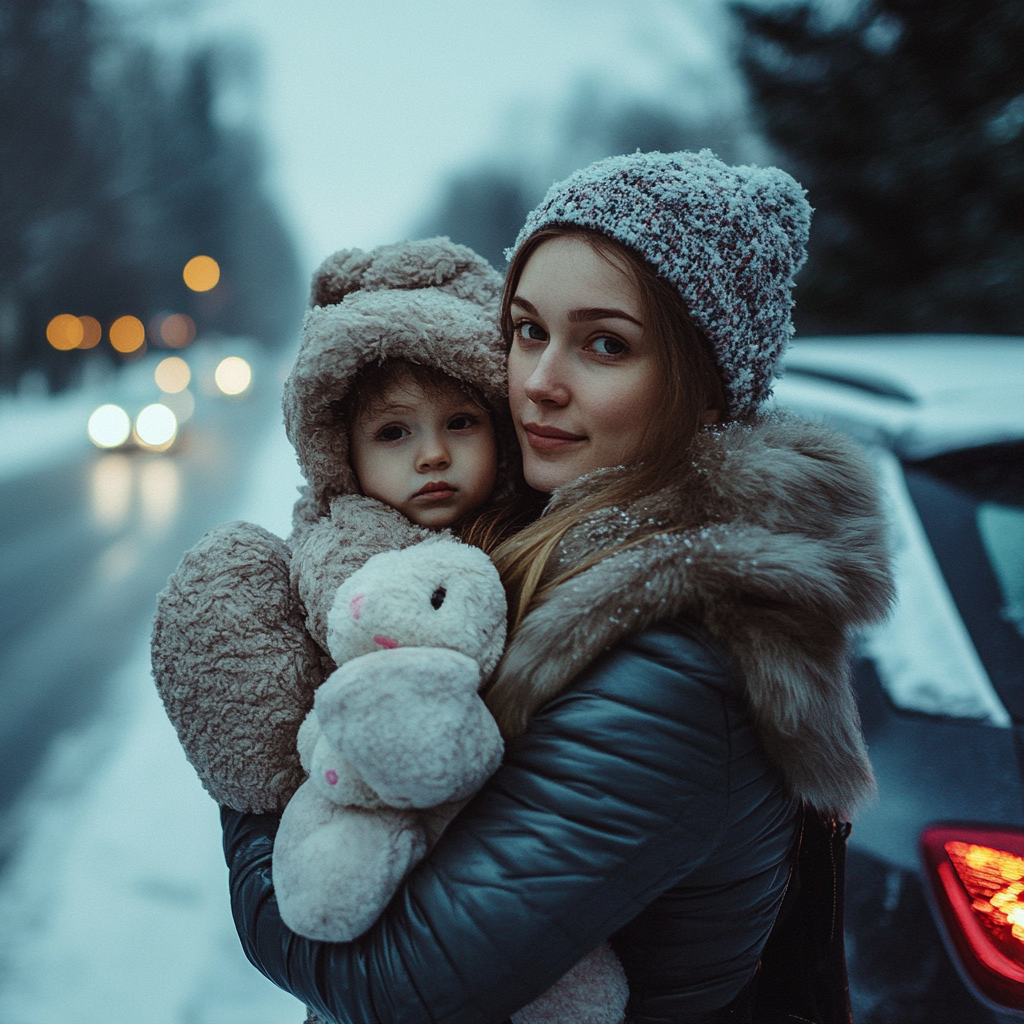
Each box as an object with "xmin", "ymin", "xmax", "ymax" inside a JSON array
[
  {"xmin": 109, "ymin": 315, "xmax": 145, "ymax": 353},
  {"xmin": 183, "ymin": 255, "xmax": 220, "ymax": 292},
  {"xmin": 46, "ymin": 314, "xmax": 84, "ymax": 350}
]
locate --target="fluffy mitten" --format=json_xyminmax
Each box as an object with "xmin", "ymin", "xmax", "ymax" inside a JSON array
[
  {"xmin": 152, "ymin": 522, "xmax": 325, "ymax": 812},
  {"xmin": 152, "ymin": 497, "xmax": 429, "ymax": 813}
]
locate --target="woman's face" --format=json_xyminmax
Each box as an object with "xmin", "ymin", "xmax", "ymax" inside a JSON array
[{"xmin": 507, "ymin": 236, "xmax": 663, "ymax": 493}]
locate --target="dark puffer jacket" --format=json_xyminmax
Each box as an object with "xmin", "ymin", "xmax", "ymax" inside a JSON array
[
  {"xmin": 223, "ymin": 414, "xmax": 894, "ymax": 1023},
  {"xmin": 223, "ymin": 623, "xmax": 798, "ymax": 1024}
]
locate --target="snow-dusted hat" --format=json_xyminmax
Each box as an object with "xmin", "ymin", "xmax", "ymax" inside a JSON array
[
  {"xmin": 507, "ymin": 150, "xmax": 812, "ymax": 418},
  {"xmin": 284, "ymin": 237, "xmax": 510, "ymax": 509}
]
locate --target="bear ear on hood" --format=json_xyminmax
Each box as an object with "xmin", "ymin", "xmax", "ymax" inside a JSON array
[
  {"xmin": 309, "ymin": 249, "xmax": 377, "ymax": 308},
  {"xmin": 310, "ymin": 237, "xmax": 502, "ymax": 310}
]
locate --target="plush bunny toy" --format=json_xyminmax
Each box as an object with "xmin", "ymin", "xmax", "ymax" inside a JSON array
[
  {"xmin": 273, "ymin": 539, "xmax": 627, "ymax": 1024},
  {"xmin": 273, "ymin": 540, "xmax": 506, "ymax": 941}
]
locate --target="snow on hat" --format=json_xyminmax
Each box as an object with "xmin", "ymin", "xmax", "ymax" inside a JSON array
[{"xmin": 507, "ymin": 150, "xmax": 812, "ymax": 418}]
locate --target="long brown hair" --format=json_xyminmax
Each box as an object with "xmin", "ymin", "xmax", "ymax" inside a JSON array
[{"xmin": 489, "ymin": 225, "xmax": 727, "ymax": 639}]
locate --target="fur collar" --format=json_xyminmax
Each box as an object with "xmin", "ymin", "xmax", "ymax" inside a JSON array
[{"xmin": 491, "ymin": 412, "xmax": 895, "ymax": 815}]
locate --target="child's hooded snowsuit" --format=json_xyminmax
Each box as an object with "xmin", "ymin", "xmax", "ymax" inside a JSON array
[{"xmin": 151, "ymin": 237, "xmax": 512, "ymax": 814}]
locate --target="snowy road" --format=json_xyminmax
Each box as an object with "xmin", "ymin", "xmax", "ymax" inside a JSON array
[
  {"xmin": 0, "ymin": 384, "xmax": 281, "ymax": 830},
  {"xmin": 0, "ymin": 378, "xmax": 310, "ymax": 1022}
]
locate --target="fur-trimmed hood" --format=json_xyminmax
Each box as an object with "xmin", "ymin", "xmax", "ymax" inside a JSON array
[
  {"xmin": 283, "ymin": 237, "xmax": 513, "ymax": 514},
  {"xmin": 490, "ymin": 412, "xmax": 895, "ymax": 816}
]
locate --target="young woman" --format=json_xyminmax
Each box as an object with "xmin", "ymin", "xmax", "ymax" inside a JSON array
[{"xmin": 221, "ymin": 150, "xmax": 893, "ymax": 1024}]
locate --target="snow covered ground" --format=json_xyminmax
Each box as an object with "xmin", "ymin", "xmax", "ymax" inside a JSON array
[
  {"xmin": 0, "ymin": 393, "xmax": 309, "ymax": 1023},
  {"xmin": 0, "ymin": 387, "xmax": 101, "ymax": 483}
]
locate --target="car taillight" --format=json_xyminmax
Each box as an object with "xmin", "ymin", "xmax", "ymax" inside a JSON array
[{"xmin": 920, "ymin": 824, "xmax": 1024, "ymax": 1012}]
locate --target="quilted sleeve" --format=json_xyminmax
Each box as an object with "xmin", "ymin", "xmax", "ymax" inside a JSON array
[{"xmin": 222, "ymin": 626, "xmax": 747, "ymax": 1023}]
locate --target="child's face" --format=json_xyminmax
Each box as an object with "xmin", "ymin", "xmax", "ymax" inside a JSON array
[{"xmin": 350, "ymin": 380, "xmax": 498, "ymax": 529}]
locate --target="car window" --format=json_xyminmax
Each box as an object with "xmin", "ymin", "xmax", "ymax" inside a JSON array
[
  {"xmin": 903, "ymin": 442, "xmax": 1024, "ymax": 719},
  {"xmin": 977, "ymin": 502, "xmax": 1024, "ymax": 638}
]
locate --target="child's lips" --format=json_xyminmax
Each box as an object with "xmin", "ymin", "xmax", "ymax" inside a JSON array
[{"xmin": 412, "ymin": 481, "xmax": 457, "ymax": 500}]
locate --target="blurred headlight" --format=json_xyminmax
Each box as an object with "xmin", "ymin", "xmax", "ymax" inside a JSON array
[
  {"xmin": 88, "ymin": 404, "xmax": 132, "ymax": 448},
  {"xmin": 134, "ymin": 403, "xmax": 177, "ymax": 449}
]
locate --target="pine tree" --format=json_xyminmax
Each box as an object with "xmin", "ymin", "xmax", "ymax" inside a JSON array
[
  {"xmin": 0, "ymin": 0, "xmax": 301, "ymax": 392},
  {"xmin": 735, "ymin": 0, "xmax": 1024, "ymax": 334}
]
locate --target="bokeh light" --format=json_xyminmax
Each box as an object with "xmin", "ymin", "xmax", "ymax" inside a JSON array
[
  {"xmin": 109, "ymin": 315, "xmax": 145, "ymax": 353},
  {"xmin": 78, "ymin": 315, "xmax": 102, "ymax": 349},
  {"xmin": 90, "ymin": 454, "xmax": 132, "ymax": 530},
  {"xmin": 134, "ymin": 403, "xmax": 178, "ymax": 449},
  {"xmin": 183, "ymin": 255, "xmax": 220, "ymax": 292},
  {"xmin": 139, "ymin": 459, "xmax": 181, "ymax": 534},
  {"xmin": 160, "ymin": 312, "xmax": 196, "ymax": 348},
  {"xmin": 47, "ymin": 314, "xmax": 84, "ymax": 351},
  {"xmin": 154, "ymin": 356, "xmax": 191, "ymax": 393},
  {"xmin": 215, "ymin": 356, "xmax": 252, "ymax": 395},
  {"xmin": 88, "ymin": 404, "xmax": 132, "ymax": 448},
  {"xmin": 160, "ymin": 388, "xmax": 195, "ymax": 424}
]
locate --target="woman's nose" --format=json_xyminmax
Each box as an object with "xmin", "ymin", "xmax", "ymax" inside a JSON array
[{"xmin": 522, "ymin": 347, "xmax": 570, "ymax": 406}]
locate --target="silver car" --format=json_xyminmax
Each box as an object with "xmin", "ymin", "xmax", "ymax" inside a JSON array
[{"xmin": 774, "ymin": 337, "xmax": 1024, "ymax": 1023}]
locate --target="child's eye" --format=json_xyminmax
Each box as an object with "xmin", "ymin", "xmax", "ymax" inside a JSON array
[
  {"xmin": 515, "ymin": 320, "xmax": 547, "ymax": 343},
  {"xmin": 375, "ymin": 424, "xmax": 409, "ymax": 442},
  {"xmin": 447, "ymin": 414, "xmax": 477, "ymax": 431},
  {"xmin": 590, "ymin": 335, "xmax": 627, "ymax": 356}
]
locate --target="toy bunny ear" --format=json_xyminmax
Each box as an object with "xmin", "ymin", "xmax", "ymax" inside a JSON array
[{"xmin": 309, "ymin": 248, "xmax": 376, "ymax": 307}]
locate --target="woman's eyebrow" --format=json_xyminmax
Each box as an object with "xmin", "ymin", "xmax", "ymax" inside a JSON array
[
  {"xmin": 568, "ymin": 307, "xmax": 643, "ymax": 327},
  {"xmin": 511, "ymin": 296, "xmax": 642, "ymax": 328}
]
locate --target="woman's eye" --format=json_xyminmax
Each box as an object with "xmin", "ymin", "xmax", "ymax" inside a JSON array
[
  {"xmin": 516, "ymin": 320, "xmax": 546, "ymax": 342},
  {"xmin": 590, "ymin": 335, "xmax": 627, "ymax": 356},
  {"xmin": 376, "ymin": 424, "xmax": 409, "ymax": 442}
]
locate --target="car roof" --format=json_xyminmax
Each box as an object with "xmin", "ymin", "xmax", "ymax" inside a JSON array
[{"xmin": 771, "ymin": 335, "xmax": 1024, "ymax": 459}]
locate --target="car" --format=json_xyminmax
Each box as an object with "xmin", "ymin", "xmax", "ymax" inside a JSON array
[
  {"xmin": 84, "ymin": 341, "xmax": 259, "ymax": 453},
  {"xmin": 772, "ymin": 336, "xmax": 1024, "ymax": 1023}
]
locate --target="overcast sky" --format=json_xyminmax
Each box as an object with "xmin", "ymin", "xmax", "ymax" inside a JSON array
[{"xmin": 149, "ymin": 0, "xmax": 738, "ymax": 274}]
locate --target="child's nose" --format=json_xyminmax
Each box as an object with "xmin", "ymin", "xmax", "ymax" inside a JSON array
[{"xmin": 417, "ymin": 437, "xmax": 450, "ymax": 471}]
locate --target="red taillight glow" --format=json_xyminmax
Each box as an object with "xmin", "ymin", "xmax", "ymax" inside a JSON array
[{"xmin": 921, "ymin": 825, "xmax": 1024, "ymax": 1011}]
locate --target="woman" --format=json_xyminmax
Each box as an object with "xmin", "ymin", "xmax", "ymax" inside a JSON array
[{"xmin": 222, "ymin": 150, "xmax": 893, "ymax": 1024}]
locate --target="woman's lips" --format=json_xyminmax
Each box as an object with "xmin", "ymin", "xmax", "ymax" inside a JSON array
[{"xmin": 523, "ymin": 423, "xmax": 586, "ymax": 453}]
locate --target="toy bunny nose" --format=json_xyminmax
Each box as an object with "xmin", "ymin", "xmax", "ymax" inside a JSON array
[
  {"xmin": 349, "ymin": 594, "xmax": 364, "ymax": 621},
  {"xmin": 374, "ymin": 635, "xmax": 399, "ymax": 649}
]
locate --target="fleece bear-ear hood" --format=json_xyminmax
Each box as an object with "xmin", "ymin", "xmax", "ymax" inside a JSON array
[{"xmin": 283, "ymin": 238, "xmax": 511, "ymax": 512}]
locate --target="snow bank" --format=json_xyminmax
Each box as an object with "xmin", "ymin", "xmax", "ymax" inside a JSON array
[
  {"xmin": 0, "ymin": 388, "xmax": 98, "ymax": 483},
  {"xmin": 0, "ymin": 416, "xmax": 306, "ymax": 1023}
]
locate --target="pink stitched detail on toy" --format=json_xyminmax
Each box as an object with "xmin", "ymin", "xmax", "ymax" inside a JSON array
[
  {"xmin": 349, "ymin": 594, "xmax": 364, "ymax": 621},
  {"xmin": 324, "ymin": 770, "xmax": 338, "ymax": 785},
  {"xmin": 374, "ymin": 635, "xmax": 399, "ymax": 649}
]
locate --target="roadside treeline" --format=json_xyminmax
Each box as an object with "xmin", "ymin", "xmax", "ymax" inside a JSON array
[
  {"xmin": 0, "ymin": 0, "xmax": 302, "ymax": 392},
  {"xmin": 733, "ymin": 0, "xmax": 1024, "ymax": 335},
  {"xmin": 422, "ymin": 0, "xmax": 1023, "ymax": 339}
]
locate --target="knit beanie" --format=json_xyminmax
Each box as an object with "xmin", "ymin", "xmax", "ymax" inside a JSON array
[{"xmin": 507, "ymin": 150, "xmax": 812, "ymax": 418}]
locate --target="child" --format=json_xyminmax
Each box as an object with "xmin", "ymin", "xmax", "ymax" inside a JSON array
[
  {"xmin": 153, "ymin": 236, "xmax": 515, "ymax": 816},
  {"xmin": 344, "ymin": 358, "xmax": 499, "ymax": 531}
]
